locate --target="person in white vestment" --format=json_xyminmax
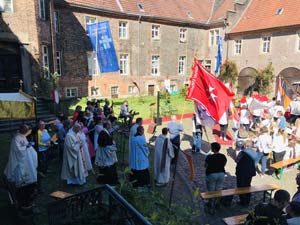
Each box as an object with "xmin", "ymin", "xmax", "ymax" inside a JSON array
[
  {"xmin": 61, "ymin": 123, "xmax": 88, "ymax": 185},
  {"xmin": 4, "ymin": 125, "xmax": 38, "ymax": 208},
  {"xmin": 154, "ymin": 127, "xmax": 174, "ymax": 186},
  {"xmin": 78, "ymin": 122, "xmax": 93, "ymax": 171}
]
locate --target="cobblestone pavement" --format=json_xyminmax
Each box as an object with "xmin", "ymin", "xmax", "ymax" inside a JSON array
[{"xmin": 145, "ymin": 118, "xmax": 299, "ymax": 225}]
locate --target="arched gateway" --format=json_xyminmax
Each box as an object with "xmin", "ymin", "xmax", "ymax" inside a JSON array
[{"xmin": 237, "ymin": 67, "xmax": 257, "ymax": 96}]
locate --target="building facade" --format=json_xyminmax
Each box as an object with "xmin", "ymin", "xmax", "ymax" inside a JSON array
[
  {"xmin": 3, "ymin": 0, "xmax": 300, "ymax": 99},
  {"xmin": 225, "ymin": 0, "xmax": 300, "ymax": 95},
  {"xmin": 54, "ymin": 0, "xmax": 226, "ymax": 98}
]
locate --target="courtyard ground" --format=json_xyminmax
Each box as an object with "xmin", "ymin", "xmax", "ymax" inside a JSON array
[{"xmin": 0, "ymin": 116, "xmax": 298, "ymax": 225}]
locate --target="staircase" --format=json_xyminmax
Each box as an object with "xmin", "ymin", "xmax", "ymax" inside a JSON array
[{"xmin": 0, "ymin": 98, "xmax": 57, "ymax": 133}]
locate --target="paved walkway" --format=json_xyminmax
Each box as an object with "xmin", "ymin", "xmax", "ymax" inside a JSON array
[{"xmin": 146, "ymin": 117, "xmax": 299, "ymax": 225}]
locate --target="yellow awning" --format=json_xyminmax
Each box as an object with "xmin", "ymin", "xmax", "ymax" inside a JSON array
[{"xmin": 0, "ymin": 91, "xmax": 35, "ymax": 119}]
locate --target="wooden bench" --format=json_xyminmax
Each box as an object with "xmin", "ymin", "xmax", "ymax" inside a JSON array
[
  {"xmin": 49, "ymin": 191, "xmax": 73, "ymax": 199},
  {"xmin": 222, "ymin": 214, "xmax": 248, "ymax": 225},
  {"xmin": 200, "ymin": 184, "xmax": 281, "ymax": 201},
  {"xmin": 270, "ymin": 156, "xmax": 300, "ymax": 180}
]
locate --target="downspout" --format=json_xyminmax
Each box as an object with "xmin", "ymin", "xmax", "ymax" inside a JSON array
[
  {"xmin": 138, "ymin": 14, "xmax": 142, "ymax": 93},
  {"xmin": 49, "ymin": 0, "xmax": 57, "ymax": 75},
  {"xmin": 49, "ymin": 0, "xmax": 58, "ymax": 113}
]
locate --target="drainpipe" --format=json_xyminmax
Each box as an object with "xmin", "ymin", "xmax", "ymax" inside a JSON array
[
  {"xmin": 224, "ymin": 18, "xmax": 229, "ymax": 61},
  {"xmin": 49, "ymin": 0, "xmax": 58, "ymax": 114},
  {"xmin": 138, "ymin": 14, "xmax": 142, "ymax": 94},
  {"xmin": 49, "ymin": 0, "xmax": 57, "ymax": 74}
]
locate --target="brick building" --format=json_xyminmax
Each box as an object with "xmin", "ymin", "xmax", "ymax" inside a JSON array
[
  {"xmin": 54, "ymin": 0, "xmax": 229, "ymax": 98},
  {"xmin": 0, "ymin": 0, "xmax": 56, "ymax": 95},
  {"xmin": 1, "ymin": 0, "xmax": 300, "ymax": 98}
]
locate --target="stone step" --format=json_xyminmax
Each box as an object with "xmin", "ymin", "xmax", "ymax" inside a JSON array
[
  {"xmin": 0, "ymin": 96, "xmax": 57, "ymax": 133},
  {"xmin": 0, "ymin": 115, "xmax": 57, "ymax": 133}
]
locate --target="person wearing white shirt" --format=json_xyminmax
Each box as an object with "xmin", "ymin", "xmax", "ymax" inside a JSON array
[
  {"xmin": 167, "ymin": 115, "xmax": 183, "ymax": 163},
  {"xmin": 289, "ymin": 96, "xmax": 300, "ymax": 124},
  {"xmin": 256, "ymin": 126, "xmax": 272, "ymax": 176},
  {"xmin": 271, "ymin": 100, "xmax": 284, "ymax": 120},
  {"xmin": 272, "ymin": 129, "xmax": 287, "ymax": 177},
  {"xmin": 240, "ymin": 105, "xmax": 250, "ymax": 131},
  {"xmin": 219, "ymin": 111, "xmax": 229, "ymax": 141}
]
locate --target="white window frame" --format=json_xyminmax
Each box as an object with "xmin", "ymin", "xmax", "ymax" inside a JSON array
[
  {"xmin": 65, "ymin": 87, "xmax": 78, "ymax": 98},
  {"xmin": 209, "ymin": 29, "xmax": 219, "ymax": 46},
  {"xmin": 42, "ymin": 45, "xmax": 49, "ymax": 78},
  {"xmin": 179, "ymin": 28, "xmax": 187, "ymax": 43},
  {"xmin": 54, "ymin": 11, "xmax": 59, "ymax": 33},
  {"xmin": 119, "ymin": 54, "xmax": 129, "ymax": 75},
  {"xmin": 87, "ymin": 51, "xmax": 99, "ymax": 76},
  {"xmin": 119, "ymin": 21, "xmax": 128, "ymax": 39},
  {"xmin": 56, "ymin": 51, "xmax": 62, "ymax": 76},
  {"xmin": 85, "ymin": 16, "xmax": 96, "ymax": 30},
  {"xmin": 128, "ymin": 85, "xmax": 135, "ymax": 94},
  {"xmin": 234, "ymin": 39, "xmax": 242, "ymax": 55},
  {"xmin": 151, "ymin": 25, "xmax": 160, "ymax": 40},
  {"xmin": 91, "ymin": 86, "xmax": 100, "ymax": 96},
  {"xmin": 0, "ymin": 0, "xmax": 13, "ymax": 12},
  {"xmin": 204, "ymin": 60, "xmax": 211, "ymax": 72},
  {"xmin": 151, "ymin": 55, "xmax": 160, "ymax": 76},
  {"xmin": 111, "ymin": 86, "xmax": 119, "ymax": 95},
  {"xmin": 262, "ymin": 36, "xmax": 271, "ymax": 53},
  {"xmin": 178, "ymin": 56, "xmax": 186, "ymax": 75},
  {"xmin": 39, "ymin": 0, "xmax": 46, "ymax": 20}
]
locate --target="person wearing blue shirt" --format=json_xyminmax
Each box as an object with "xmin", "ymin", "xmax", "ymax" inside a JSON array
[
  {"xmin": 129, "ymin": 125, "xmax": 150, "ymax": 187},
  {"xmin": 276, "ymin": 111, "xmax": 286, "ymax": 130}
]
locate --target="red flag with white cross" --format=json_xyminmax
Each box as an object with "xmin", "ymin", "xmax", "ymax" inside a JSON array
[{"xmin": 186, "ymin": 58, "xmax": 235, "ymax": 121}]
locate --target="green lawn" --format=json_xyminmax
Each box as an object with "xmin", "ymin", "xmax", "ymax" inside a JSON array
[{"xmin": 69, "ymin": 94, "xmax": 195, "ymax": 119}]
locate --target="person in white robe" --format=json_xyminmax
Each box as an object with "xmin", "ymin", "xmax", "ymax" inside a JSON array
[
  {"xmin": 78, "ymin": 122, "xmax": 93, "ymax": 171},
  {"xmin": 154, "ymin": 127, "xmax": 174, "ymax": 186},
  {"xmin": 4, "ymin": 124, "xmax": 38, "ymax": 208},
  {"xmin": 61, "ymin": 123, "xmax": 88, "ymax": 185}
]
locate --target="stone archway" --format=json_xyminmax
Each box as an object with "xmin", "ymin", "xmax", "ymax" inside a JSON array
[
  {"xmin": 237, "ymin": 67, "xmax": 257, "ymax": 96},
  {"xmin": 276, "ymin": 67, "xmax": 300, "ymax": 94},
  {"xmin": 277, "ymin": 67, "xmax": 300, "ymax": 84}
]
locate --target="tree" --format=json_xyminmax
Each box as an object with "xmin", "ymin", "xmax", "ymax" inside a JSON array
[
  {"xmin": 38, "ymin": 67, "xmax": 60, "ymax": 97},
  {"xmin": 252, "ymin": 63, "xmax": 275, "ymax": 95},
  {"xmin": 219, "ymin": 60, "xmax": 238, "ymax": 84}
]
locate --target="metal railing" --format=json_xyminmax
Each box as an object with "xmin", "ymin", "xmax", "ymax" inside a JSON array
[{"xmin": 47, "ymin": 185, "xmax": 151, "ymax": 225}]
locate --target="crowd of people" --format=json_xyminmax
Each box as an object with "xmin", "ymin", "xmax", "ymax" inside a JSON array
[
  {"xmin": 201, "ymin": 90, "xmax": 300, "ymax": 224},
  {"xmin": 3, "ymin": 98, "xmax": 185, "ymax": 210},
  {"xmin": 3, "ymin": 91, "xmax": 300, "ymax": 224}
]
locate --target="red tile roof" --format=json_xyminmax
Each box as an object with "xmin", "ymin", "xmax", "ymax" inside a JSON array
[
  {"xmin": 62, "ymin": 0, "xmax": 219, "ymax": 24},
  {"xmin": 119, "ymin": 0, "xmax": 214, "ymax": 23},
  {"xmin": 230, "ymin": 0, "xmax": 300, "ymax": 34},
  {"xmin": 64, "ymin": 0, "xmax": 120, "ymax": 12},
  {"xmin": 210, "ymin": 0, "xmax": 235, "ymax": 22}
]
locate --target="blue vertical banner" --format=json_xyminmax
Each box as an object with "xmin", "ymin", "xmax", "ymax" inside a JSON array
[
  {"xmin": 87, "ymin": 21, "xmax": 119, "ymax": 73},
  {"xmin": 214, "ymin": 35, "xmax": 223, "ymax": 74}
]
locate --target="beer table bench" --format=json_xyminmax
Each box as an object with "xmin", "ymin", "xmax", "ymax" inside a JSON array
[
  {"xmin": 222, "ymin": 214, "xmax": 248, "ymax": 225},
  {"xmin": 49, "ymin": 191, "xmax": 73, "ymax": 199},
  {"xmin": 200, "ymin": 184, "xmax": 281, "ymax": 214},
  {"xmin": 270, "ymin": 156, "xmax": 300, "ymax": 180}
]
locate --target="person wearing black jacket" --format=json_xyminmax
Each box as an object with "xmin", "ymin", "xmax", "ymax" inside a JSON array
[
  {"xmin": 95, "ymin": 121, "xmax": 118, "ymax": 186},
  {"xmin": 235, "ymin": 140, "xmax": 256, "ymax": 206},
  {"xmin": 245, "ymin": 189, "xmax": 290, "ymax": 225}
]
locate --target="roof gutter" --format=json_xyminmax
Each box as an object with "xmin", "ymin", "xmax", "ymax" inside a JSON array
[{"xmin": 58, "ymin": 2, "xmax": 223, "ymax": 29}]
